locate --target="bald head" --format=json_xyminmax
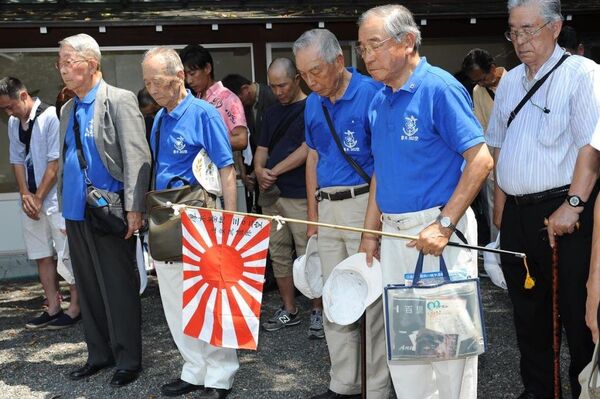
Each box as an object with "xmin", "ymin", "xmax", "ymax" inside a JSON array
[
  {"xmin": 268, "ymin": 57, "xmax": 298, "ymax": 80},
  {"xmin": 268, "ymin": 57, "xmax": 303, "ymax": 105}
]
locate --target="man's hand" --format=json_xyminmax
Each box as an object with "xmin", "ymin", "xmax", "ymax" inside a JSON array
[
  {"xmin": 21, "ymin": 193, "xmax": 40, "ymax": 220},
  {"xmin": 125, "ymin": 211, "xmax": 143, "ymax": 239},
  {"xmin": 546, "ymin": 202, "xmax": 581, "ymax": 248},
  {"xmin": 407, "ymin": 222, "xmax": 451, "ymax": 256},
  {"xmin": 256, "ymin": 168, "xmax": 277, "ymax": 191},
  {"xmin": 586, "ymin": 277, "xmax": 600, "ymax": 343},
  {"xmin": 358, "ymin": 234, "xmax": 380, "ymax": 267}
]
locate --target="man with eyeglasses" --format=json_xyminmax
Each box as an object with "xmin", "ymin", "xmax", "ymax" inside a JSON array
[
  {"xmin": 293, "ymin": 28, "xmax": 391, "ymax": 399},
  {"xmin": 487, "ymin": 1, "xmax": 600, "ymax": 398},
  {"xmin": 56, "ymin": 33, "xmax": 151, "ymax": 387},
  {"xmin": 357, "ymin": 4, "xmax": 492, "ymax": 399}
]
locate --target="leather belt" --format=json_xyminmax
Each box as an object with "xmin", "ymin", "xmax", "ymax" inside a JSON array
[
  {"xmin": 506, "ymin": 185, "xmax": 569, "ymax": 206},
  {"xmin": 316, "ymin": 185, "xmax": 370, "ymax": 202}
]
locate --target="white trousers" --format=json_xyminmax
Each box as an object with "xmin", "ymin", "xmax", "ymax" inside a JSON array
[
  {"xmin": 155, "ymin": 261, "xmax": 239, "ymax": 389},
  {"xmin": 380, "ymin": 207, "xmax": 478, "ymax": 399}
]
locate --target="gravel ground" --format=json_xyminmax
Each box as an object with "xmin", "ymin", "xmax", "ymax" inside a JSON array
[{"xmin": 0, "ymin": 273, "xmax": 573, "ymax": 399}]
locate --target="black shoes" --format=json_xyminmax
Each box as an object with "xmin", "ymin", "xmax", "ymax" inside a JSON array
[
  {"xmin": 161, "ymin": 378, "xmax": 203, "ymax": 396},
  {"xmin": 69, "ymin": 363, "xmax": 112, "ymax": 380},
  {"xmin": 25, "ymin": 310, "xmax": 63, "ymax": 329},
  {"xmin": 197, "ymin": 387, "xmax": 231, "ymax": 399},
  {"xmin": 310, "ymin": 390, "xmax": 361, "ymax": 399},
  {"xmin": 110, "ymin": 368, "xmax": 141, "ymax": 387}
]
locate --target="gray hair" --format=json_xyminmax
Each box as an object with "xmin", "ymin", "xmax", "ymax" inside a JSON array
[
  {"xmin": 507, "ymin": 0, "xmax": 563, "ymax": 22},
  {"xmin": 58, "ymin": 33, "xmax": 102, "ymax": 65},
  {"xmin": 292, "ymin": 29, "xmax": 342, "ymax": 64},
  {"xmin": 358, "ymin": 4, "xmax": 422, "ymax": 50},
  {"xmin": 268, "ymin": 57, "xmax": 298, "ymax": 80},
  {"xmin": 142, "ymin": 47, "xmax": 184, "ymax": 76}
]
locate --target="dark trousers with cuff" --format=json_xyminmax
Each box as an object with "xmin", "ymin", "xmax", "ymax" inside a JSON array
[
  {"xmin": 500, "ymin": 184, "xmax": 598, "ymax": 399},
  {"xmin": 66, "ymin": 220, "xmax": 142, "ymax": 371}
]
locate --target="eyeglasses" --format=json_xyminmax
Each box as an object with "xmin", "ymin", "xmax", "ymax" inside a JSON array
[
  {"xmin": 504, "ymin": 21, "xmax": 550, "ymax": 42},
  {"xmin": 55, "ymin": 59, "xmax": 88, "ymax": 70},
  {"xmin": 355, "ymin": 36, "xmax": 395, "ymax": 57}
]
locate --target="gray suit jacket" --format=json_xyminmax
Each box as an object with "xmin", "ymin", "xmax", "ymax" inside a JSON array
[{"xmin": 58, "ymin": 79, "xmax": 151, "ymax": 212}]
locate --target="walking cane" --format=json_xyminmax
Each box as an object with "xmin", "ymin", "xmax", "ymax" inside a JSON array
[
  {"xmin": 361, "ymin": 313, "xmax": 366, "ymax": 399},
  {"xmin": 552, "ymin": 242, "xmax": 561, "ymax": 399}
]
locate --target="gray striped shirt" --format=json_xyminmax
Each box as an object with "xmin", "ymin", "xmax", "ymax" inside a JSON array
[{"xmin": 487, "ymin": 44, "xmax": 600, "ymax": 196}]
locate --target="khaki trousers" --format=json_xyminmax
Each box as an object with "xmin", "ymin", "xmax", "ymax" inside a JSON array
[
  {"xmin": 317, "ymin": 187, "xmax": 391, "ymax": 398},
  {"xmin": 381, "ymin": 207, "xmax": 478, "ymax": 399},
  {"xmin": 262, "ymin": 197, "xmax": 308, "ymax": 278}
]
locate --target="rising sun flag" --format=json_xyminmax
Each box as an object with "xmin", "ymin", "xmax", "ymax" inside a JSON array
[{"xmin": 181, "ymin": 208, "xmax": 271, "ymax": 350}]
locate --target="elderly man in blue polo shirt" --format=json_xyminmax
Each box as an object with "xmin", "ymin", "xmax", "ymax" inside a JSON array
[
  {"xmin": 142, "ymin": 47, "xmax": 237, "ymax": 399},
  {"xmin": 294, "ymin": 28, "xmax": 391, "ymax": 399},
  {"xmin": 358, "ymin": 5, "xmax": 493, "ymax": 399}
]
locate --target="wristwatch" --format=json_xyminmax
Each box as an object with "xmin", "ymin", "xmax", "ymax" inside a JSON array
[
  {"xmin": 566, "ymin": 194, "xmax": 586, "ymax": 208},
  {"xmin": 435, "ymin": 214, "xmax": 456, "ymax": 231}
]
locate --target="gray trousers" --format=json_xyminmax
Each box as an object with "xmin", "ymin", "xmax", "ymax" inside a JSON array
[{"xmin": 66, "ymin": 220, "xmax": 141, "ymax": 370}]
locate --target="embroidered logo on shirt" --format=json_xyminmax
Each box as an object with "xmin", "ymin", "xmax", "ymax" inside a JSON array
[
  {"xmin": 343, "ymin": 130, "xmax": 360, "ymax": 152},
  {"xmin": 401, "ymin": 115, "xmax": 419, "ymax": 141},
  {"xmin": 173, "ymin": 136, "xmax": 188, "ymax": 154},
  {"xmin": 84, "ymin": 119, "xmax": 94, "ymax": 138}
]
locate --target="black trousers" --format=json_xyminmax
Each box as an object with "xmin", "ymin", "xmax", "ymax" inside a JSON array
[
  {"xmin": 66, "ymin": 220, "xmax": 141, "ymax": 371},
  {"xmin": 500, "ymin": 186, "xmax": 598, "ymax": 399}
]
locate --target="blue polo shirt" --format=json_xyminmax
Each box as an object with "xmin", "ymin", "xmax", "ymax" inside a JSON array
[
  {"xmin": 257, "ymin": 99, "xmax": 306, "ymax": 198},
  {"xmin": 369, "ymin": 58, "xmax": 484, "ymax": 214},
  {"xmin": 62, "ymin": 81, "xmax": 123, "ymax": 221},
  {"xmin": 151, "ymin": 92, "xmax": 233, "ymax": 190},
  {"xmin": 305, "ymin": 68, "xmax": 381, "ymax": 188}
]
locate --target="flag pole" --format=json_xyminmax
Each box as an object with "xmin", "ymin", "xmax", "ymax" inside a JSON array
[{"xmin": 181, "ymin": 205, "xmax": 526, "ymax": 259}]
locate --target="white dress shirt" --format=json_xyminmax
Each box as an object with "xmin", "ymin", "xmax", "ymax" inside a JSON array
[
  {"xmin": 8, "ymin": 98, "xmax": 60, "ymax": 214},
  {"xmin": 487, "ymin": 45, "xmax": 600, "ymax": 196}
]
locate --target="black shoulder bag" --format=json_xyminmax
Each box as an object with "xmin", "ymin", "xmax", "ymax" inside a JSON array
[
  {"xmin": 321, "ymin": 105, "xmax": 371, "ymax": 185},
  {"xmin": 506, "ymin": 54, "xmax": 569, "ymax": 128},
  {"xmin": 72, "ymin": 105, "xmax": 128, "ymax": 237}
]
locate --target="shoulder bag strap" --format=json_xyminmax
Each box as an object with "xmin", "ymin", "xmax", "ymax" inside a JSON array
[
  {"xmin": 485, "ymin": 87, "xmax": 495, "ymax": 101},
  {"xmin": 507, "ymin": 54, "xmax": 569, "ymax": 128},
  {"xmin": 321, "ymin": 104, "xmax": 371, "ymax": 184},
  {"xmin": 150, "ymin": 110, "xmax": 166, "ymax": 190},
  {"xmin": 267, "ymin": 103, "xmax": 305, "ymax": 155},
  {"xmin": 19, "ymin": 102, "xmax": 49, "ymax": 155}
]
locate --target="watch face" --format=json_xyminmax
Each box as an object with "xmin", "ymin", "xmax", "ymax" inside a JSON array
[
  {"xmin": 569, "ymin": 196, "xmax": 580, "ymax": 206},
  {"xmin": 440, "ymin": 217, "xmax": 451, "ymax": 228}
]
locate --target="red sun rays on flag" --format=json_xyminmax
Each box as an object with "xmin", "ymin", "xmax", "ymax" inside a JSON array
[{"xmin": 181, "ymin": 208, "xmax": 271, "ymax": 350}]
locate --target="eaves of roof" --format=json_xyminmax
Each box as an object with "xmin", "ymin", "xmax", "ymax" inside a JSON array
[{"xmin": 0, "ymin": 0, "xmax": 599, "ymax": 27}]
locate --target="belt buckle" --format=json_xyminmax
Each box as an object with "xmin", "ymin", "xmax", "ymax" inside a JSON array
[{"xmin": 315, "ymin": 190, "xmax": 323, "ymax": 202}]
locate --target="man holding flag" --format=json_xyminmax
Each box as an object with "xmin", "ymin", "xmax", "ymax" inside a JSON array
[{"xmin": 142, "ymin": 46, "xmax": 237, "ymax": 399}]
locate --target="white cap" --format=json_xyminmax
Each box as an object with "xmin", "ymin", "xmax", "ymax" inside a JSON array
[
  {"xmin": 293, "ymin": 235, "xmax": 323, "ymax": 299},
  {"xmin": 192, "ymin": 148, "xmax": 222, "ymax": 196},
  {"xmin": 323, "ymin": 253, "xmax": 383, "ymax": 326},
  {"xmin": 484, "ymin": 234, "xmax": 507, "ymax": 290}
]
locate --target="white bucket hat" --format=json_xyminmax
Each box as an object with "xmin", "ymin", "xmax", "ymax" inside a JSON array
[
  {"xmin": 192, "ymin": 148, "xmax": 222, "ymax": 196},
  {"xmin": 484, "ymin": 234, "xmax": 507, "ymax": 290},
  {"xmin": 323, "ymin": 252, "xmax": 383, "ymax": 326},
  {"xmin": 293, "ymin": 235, "xmax": 322, "ymax": 299}
]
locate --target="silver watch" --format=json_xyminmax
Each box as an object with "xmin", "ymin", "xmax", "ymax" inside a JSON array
[{"xmin": 435, "ymin": 214, "xmax": 456, "ymax": 231}]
